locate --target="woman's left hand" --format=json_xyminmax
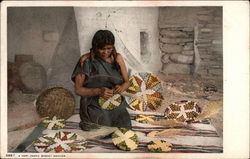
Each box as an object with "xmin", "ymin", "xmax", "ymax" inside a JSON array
[
  {"xmin": 114, "ymin": 85, "xmax": 123, "ymax": 94},
  {"xmin": 114, "ymin": 82, "xmax": 129, "ymax": 94}
]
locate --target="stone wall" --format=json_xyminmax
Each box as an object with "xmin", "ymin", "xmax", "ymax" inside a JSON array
[
  {"xmin": 160, "ymin": 27, "xmax": 195, "ymax": 74},
  {"xmin": 159, "ymin": 7, "xmax": 223, "ymax": 79},
  {"xmin": 195, "ymin": 7, "xmax": 223, "ymax": 79}
]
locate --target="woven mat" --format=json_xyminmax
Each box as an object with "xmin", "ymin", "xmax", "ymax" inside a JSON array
[{"xmin": 16, "ymin": 108, "xmax": 222, "ymax": 153}]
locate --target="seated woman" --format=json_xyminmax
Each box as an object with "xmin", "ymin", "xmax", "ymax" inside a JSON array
[{"xmin": 71, "ymin": 30, "xmax": 132, "ymax": 131}]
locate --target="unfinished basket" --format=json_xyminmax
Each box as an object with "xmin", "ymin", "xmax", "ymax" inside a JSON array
[{"xmin": 98, "ymin": 94, "xmax": 122, "ymax": 110}]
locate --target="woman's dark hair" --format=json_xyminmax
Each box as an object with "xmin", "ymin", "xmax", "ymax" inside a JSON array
[
  {"xmin": 91, "ymin": 30, "xmax": 115, "ymax": 50},
  {"xmin": 90, "ymin": 30, "xmax": 120, "ymax": 70}
]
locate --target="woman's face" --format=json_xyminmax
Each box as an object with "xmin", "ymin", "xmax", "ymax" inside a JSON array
[{"xmin": 97, "ymin": 45, "xmax": 113, "ymax": 59}]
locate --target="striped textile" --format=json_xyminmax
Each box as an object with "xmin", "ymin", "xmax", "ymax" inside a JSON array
[
  {"xmin": 24, "ymin": 109, "xmax": 222, "ymax": 153},
  {"xmin": 65, "ymin": 120, "xmax": 222, "ymax": 153}
]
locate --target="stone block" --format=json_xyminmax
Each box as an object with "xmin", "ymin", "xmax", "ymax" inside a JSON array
[
  {"xmin": 198, "ymin": 20, "xmax": 209, "ymax": 25},
  {"xmin": 211, "ymin": 51, "xmax": 223, "ymax": 55},
  {"xmin": 181, "ymin": 27, "xmax": 194, "ymax": 32},
  {"xmin": 196, "ymin": 67, "xmax": 208, "ymax": 75},
  {"xmin": 197, "ymin": 43, "xmax": 212, "ymax": 48},
  {"xmin": 200, "ymin": 53, "xmax": 222, "ymax": 59},
  {"xmin": 162, "ymin": 63, "xmax": 191, "ymax": 74},
  {"xmin": 202, "ymin": 74, "xmax": 222, "ymax": 80},
  {"xmin": 198, "ymin": 49, "xmax": 210, "ymax": 55},
  {"xmin": 183, "ymin": 43, "xmax": 194, "ymax": 51},
  {"xmin": 206, "ymin": 24, "xmax": 222, "ymax": 28},
  {"xmin": 214, "ymin": 29, "xmax": 222, "ymax": 34},
  {"xmin": 161, "ymin": 54, "xmax": 170, "ymax": 64},
  {"xmin": 200, "ymin": 61, "xmax": 223, "ymax": 67},
  {"xmin": 182, "ymin": 50, "xmax": 194, "ymax": 55},
  {"xmin": 160, "ymin": 30, "xmax": 189, "ymax": 38},
  {"xmin": 215, "ymin": 57, "xmax": 223, "ymax": 61},
  {"xmin": 198, "ymin": 23, "xmax": 206, "ymax": 28},
  {"xmin": 168, "ymin": 27, "xmax": 183, "ymax": 31},
  {"xmin": 160, "ymin": 26, "xmax": 193, "ymax": 32},
  {"xmin": 178, "ymin": 43, "xmax": 186, "ymax": 46},
  {"xmin": 200, "ymin": 28, "xmax": 213, "ymax": 33},
  {"xmin": 211, "ymin": 45, "xmax": 222, "ymax": 52},
  {"xmin": 214, "ymin": 10, "xmax": 222, "ymax": 17},
  {"xmin": 196, "ymin": 39, "xmax": 212, "ymax": 44},
  {"xmin": 160, "ymin": 37, "xmax": 193, "ymax": 44},
  {"xmin": 210, "ymin": 65, "xmax": 223, "ymax": 69},
  {"xmin": 161, "ymin": 26, "xmax": 182, "ymax": 31},
  {"xmin": 198, "ymin": 15, "xmax": 214, "ymax": 21},
  {"xmin": 186, "ymin": 32, "xmax": 194, "ymax": 36},
  {"xmin": 201, "ymin": 58, "xmax": 222, "ymax": 63},
  {"xmin": 170, "ymin": 54, "xmax": 194, "ymax": 64},
  {"xmin": 214, "ymin": 17, "xmax": 222, "ymax": 22},
  {"xmin": 209, "ymin": 68, "xmax": 223, "ymax": 75},
  {"xmin": 212, "ymin": 40, "xmax": 222, "ymax": 44},
  {"xmin": 197, "ymin": 10, "xmax": 213, "ymax": 15},
  {"xmin": 161, "ymin": 44, "xmax": 183, "ymax": 53},
  {"xmin": 199, "ymin": 33, "xmax": 222, "ymax": 39}
]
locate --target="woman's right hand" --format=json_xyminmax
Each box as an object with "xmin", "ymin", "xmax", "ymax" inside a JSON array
[{"xmin": 100, "ymin": 87, "xmax": 114, "ymax": 99}]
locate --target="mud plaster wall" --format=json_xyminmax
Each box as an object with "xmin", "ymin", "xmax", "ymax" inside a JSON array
[
  {"xmin": 159, "ymin": 7, "xmax": 223, "ymax": 79},
  {"xmin": 7, "ymin": 7, "xmax": 81, "ymax": 93},
  {"xmin": 74, "ymin": 7, "xmax": 161, "ymax": 73},
  {"xmin": 8, "ymin": 8, "xmax": 74, "ymax": 70}
]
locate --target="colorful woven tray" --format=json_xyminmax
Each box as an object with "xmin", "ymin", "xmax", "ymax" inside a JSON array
[
  {"xmin": 41, "ymin": 116, "xmax": 66, "ymax": 130},
  {"xmin": 112, "ymin": 128, "xmax": 139, "ymax": 151},
  {"xmin": 165, "ymin": 100, "xmax": 201, "ymax": 122},
  {"xmin": 125, "ymin": 72, "xmax": 164, "ymax": 111},
  {"xmin": 33, "ymin": 131, "xmax": 87, "ymax": 153},
  {"xmin": 98, "ymin": 94, "xmax": 122, "ymax": 110},
  {"xmin": 135, "ymin": 114, "xmax": 156, "ymax": 124},
  {"xmin": 147, "ymin": 140, "xmax": 172, "ymax": 152}
]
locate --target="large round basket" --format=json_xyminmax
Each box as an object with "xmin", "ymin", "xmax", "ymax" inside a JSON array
[{"xmin": 36, "ymin": 87, "xmax": 75, "ymax": 120}]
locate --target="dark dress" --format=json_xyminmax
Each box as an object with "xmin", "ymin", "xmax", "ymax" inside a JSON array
[{"xmin": 71, "ymin": 56, "xmax": 132, "ymax": 129}]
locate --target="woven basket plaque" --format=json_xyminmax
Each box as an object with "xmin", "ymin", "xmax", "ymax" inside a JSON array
[
  {"xmin": 98, "ymin": 94, "xmax": 122, "ymax": 110},
  {"xmin": 33, "ymin": 131, "xmax": 87, "ymax": 153},
  {"xmin": 41, "ymin": 116, "xmax": 66, "ymax": 130},
  {"xmin": 112, "ymin": 128, "xmax": 139, "ymax": 151},
  {"xmin": 36, "ymin": 87, "xmax": 75, "ymax": 120},
  {"xmin": 165, "ymin": 100, "xmax": 201, "ymax": 122},
  {"xmin": 135, "ymin": 114, "xmax": 156, "ymax": 124},
  {"xmin": 147, "ymin": 140, "xmax": 172, "ymax": 152},
  {"xmin": 125, "ymin": 72, "xmax": 164, "ymax": 111}
]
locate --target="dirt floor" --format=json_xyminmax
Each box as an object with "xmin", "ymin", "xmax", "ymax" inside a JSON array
[{"xmin": 7, "ymin": 74, "xmax": 223, "ymax": 152}]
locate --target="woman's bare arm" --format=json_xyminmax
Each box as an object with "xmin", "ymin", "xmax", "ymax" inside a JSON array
[
  {"xmin": 75, "ymin": 73, "xmax": 114, "ymax": 99},
  {"xmin": 75, "ymin": 54, "xmax": 114, "ymax": 99},
  {"xmin": 74, "ymin": 54, "xmax": 100, "ymax": 96},
  {"xmin": 74, "ymin": 73, "xmax": 101, "ymax": 97},
  {"xmin": 114, "ymin": 53, "xmax": 130, "ymax": 94}
]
